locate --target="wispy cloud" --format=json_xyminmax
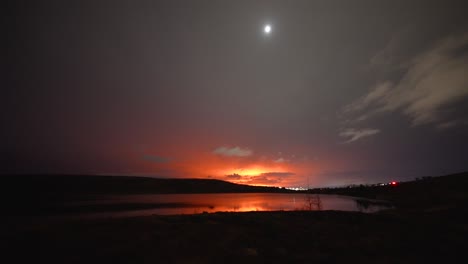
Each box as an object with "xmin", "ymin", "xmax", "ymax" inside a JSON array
[
  {"xmin": 344, "ymin": 82, "xmax": 392, "ymax": 113},
  {"xmin": 274, "ymin": 157, "xmax": 285, "ymax": 163},
  {"xmin": 344, "ymin": 33, "xmax": 468, "ymax": 127},
  {"xmin": 213, "ymin": 146, "xmax": 253, "ymax": 157},
  {"xmin": 436, "ymin": 119, "xmax": 468, "ymax": 130},
  {"xmin": 339, "ymin": 128, "xmax": 380, "ymax": 143}
]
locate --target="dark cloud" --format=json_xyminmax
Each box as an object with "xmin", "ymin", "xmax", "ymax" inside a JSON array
[
  {"xmin": 248, "ymin": 176, "xmax": 283, "ymax": 186},
  {"xmin": 260, "ymin": 172, "xmax": 295, "ymax": 177},
  {"xmin": 225, "ymin": 173, "xmax": 243, "ymax": 180},
  {"xmin": 224, "ymin": 171, "xmax": 295, "ymax": 186}
]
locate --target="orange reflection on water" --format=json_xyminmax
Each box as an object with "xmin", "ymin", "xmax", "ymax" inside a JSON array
[
  {"xmin": 107, "ymin": 193, "xmax": 322, "ymax": 214},
  {"xmin": 72, "ymin": 193, "xmax": 391, "ymax": 219}
]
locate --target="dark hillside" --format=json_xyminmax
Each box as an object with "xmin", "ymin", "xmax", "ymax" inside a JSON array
[
  {"xmin": 311, "ymin": 172, "xmax": 468, "ymax": 210},
  {"xmin": 1, "ymin": 174, "xmax": 290, "ymax": 196}
]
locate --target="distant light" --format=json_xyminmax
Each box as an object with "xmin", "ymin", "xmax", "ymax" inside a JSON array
[
  {"xmin": 264, "ymin": 24, "xmax": 272, "ymax": 34},
  {"xmin": 391, "ymin": 181, "xmax": 397, "ymax": 186},
  {"xmin": 286, "ymin": 187, "xmax": 307, "ymax": 191}
]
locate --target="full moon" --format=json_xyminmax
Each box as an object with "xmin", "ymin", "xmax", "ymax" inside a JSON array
[{"xmin": 264, "ymin": 24, "xmax": 272, "ymax": 34}]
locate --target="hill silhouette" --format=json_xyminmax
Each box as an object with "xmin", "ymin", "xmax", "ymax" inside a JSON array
[
  {"xmin": 310, "ymin": 171, "xmax": 468, "ymax": 210},
  {"xmin": 2, "ymin": 174, "xmax": 291, "ymax": 196},
  {"xmin": 2, "ymin": 174, "xmax": 293, "ymax": 215}
]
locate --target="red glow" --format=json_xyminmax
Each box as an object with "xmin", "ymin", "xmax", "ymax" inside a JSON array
[
  {"xmin": 391, "ymin": 181, "xmax": 397, "ymax": 185},
  {"xmin": 124, "ymin": 138, "xmax": 326, "ymax": 187}
]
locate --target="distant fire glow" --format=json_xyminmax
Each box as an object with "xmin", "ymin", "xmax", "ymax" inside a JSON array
[{"xmin": 230, "ymin": 167, "xmax": 265, "ymax": 176}]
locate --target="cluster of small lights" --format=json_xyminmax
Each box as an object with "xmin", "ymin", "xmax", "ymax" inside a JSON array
[
  {"xmin": 286, "ymin": 187, "xmax": 308, "ymax": 191},
  {"xmin": 379, "ymin": 181, "xmax": 398, "ymax": 186},
  {"xmin": 285, "ymin": 181, "xmax": 399, "ymax": 191}
]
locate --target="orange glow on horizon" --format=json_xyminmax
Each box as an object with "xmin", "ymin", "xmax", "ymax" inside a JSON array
[
  {"xmin": 224, "ymin": 167, "xmax": 267, "ymax": 176},
  {"xmin": 132, "ymin": 141, "xmax": 322, "ymax": 187},
  {"xmin": 215, "ymin": 164, "xmax": 294, "ymax": 187}
]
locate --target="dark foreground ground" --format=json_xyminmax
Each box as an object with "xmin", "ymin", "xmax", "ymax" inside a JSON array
[
  {"xmin": 4, "ymin": 209, "xmax": 468, "ymax": 263},
  {"xmin": 2, "ymin": 172, "xmax": 468, "ymax": 263}
]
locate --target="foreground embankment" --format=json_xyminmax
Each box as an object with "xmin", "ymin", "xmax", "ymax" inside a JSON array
[{"xmin": 4, "ymin": 208, "xmax": 468, "ymax": 263}]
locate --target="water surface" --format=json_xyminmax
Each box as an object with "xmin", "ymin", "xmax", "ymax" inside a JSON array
[{"xmin": 66, "ymin": 193, "xmax": 391, "ymax": 218}]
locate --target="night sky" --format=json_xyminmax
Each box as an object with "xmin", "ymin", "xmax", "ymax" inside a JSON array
[{"xmin": 4, "ymin": 0, "xmax": 468, "ymax": 187}]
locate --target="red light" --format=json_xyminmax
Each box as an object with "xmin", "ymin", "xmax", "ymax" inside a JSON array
[{"xmin": 391, "ymin": 181, "xmax": 397, "ymax": 185}]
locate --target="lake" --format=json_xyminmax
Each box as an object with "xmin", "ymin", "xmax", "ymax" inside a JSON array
[{"xmin": 65, "ymin": 193, "xmax": 392, "ymax": 218}]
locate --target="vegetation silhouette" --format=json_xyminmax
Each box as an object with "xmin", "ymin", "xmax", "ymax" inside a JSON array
[{"xmin": 304, "ymin": 192, "xmax": 322, "ymax": 211}]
